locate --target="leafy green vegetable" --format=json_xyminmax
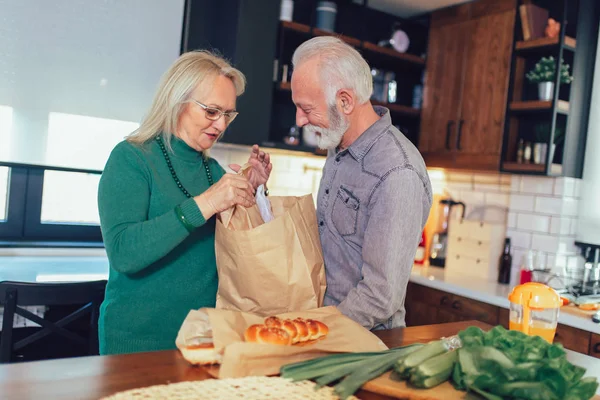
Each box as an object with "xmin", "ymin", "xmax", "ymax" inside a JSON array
[{"xmin": 453, "ymin": 325, "xmax": 599, "ymax": 400}]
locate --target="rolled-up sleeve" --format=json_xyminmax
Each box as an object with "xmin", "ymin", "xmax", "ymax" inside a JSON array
[{"xmin": 337, "ymin": 168, "xmax": 425, "ymax": 329}]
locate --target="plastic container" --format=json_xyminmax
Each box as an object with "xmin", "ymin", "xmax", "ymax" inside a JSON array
[
  {"xmin": 315, "ymin": 1, "xmax": 337, "ymax": 32},
  {"xmin": 508, "ymin": 282, "xmax": 561, "ymax": 342},
  {"xmin": 280, "ymin": 0, "xmax": 294, "ymax": 22}
]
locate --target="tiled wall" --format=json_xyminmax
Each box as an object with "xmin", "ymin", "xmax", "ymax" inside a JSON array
[
  {"xmin": 507, "ymin": 176, "xmax": 581, "ymax": 279},
  {"xmin": 210, "ymin": 144, "xmax": 325, "ymax": 199},
  {"xmin": 211, "ymin": 144, "xmax": 581, "ymax": 284}
]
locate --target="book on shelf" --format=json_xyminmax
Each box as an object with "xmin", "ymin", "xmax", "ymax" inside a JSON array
[{"xmin": 519, "ymin": 4, "xmax": 549, "ymax": 41}]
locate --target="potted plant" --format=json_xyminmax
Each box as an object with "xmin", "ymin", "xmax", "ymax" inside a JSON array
[{"xmin": 525, "ymin": 56, "xmax": 573, "ymax": 101}]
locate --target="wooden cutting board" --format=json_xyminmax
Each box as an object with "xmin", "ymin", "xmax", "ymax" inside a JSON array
[
  {"xmin": 362, "ymin": 372, "xmax": 468, "ymax": 399},
  {"xmin": 361, "ymin": 371, "xmax": 600, "ymax": 400}
]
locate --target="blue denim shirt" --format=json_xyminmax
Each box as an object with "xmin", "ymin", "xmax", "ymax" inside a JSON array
[{"xmin": 317, "ymin": 107, "xmax": 432, "ymax": 330}]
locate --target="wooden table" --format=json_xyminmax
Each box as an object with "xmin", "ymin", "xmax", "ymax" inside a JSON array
[{"xmin": 0, "ymin": 321, "xmax": 490, "ymax": 399}]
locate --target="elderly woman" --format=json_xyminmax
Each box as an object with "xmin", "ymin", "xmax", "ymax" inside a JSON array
[{"xmin": 97, "ymin": 51, "xmax": 272, "ymax": 355}]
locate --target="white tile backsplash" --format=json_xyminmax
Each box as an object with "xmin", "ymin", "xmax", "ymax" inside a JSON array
[
  {"xmin": 510, "ymin": 176, "xmax": 522, "ymax": 193},
  {"xmin": 531, "ymin": 233, "xmax": 560, "ymax": 253},
  {"xmin": 484, "ymin": 193, "xmax": 510, "ymax": 208},
  {"xmin": 553, "ymin": 177, "xmax": 576, "ymax": 197},
  {"xmin": 534, "ymin": 196, "xmax": 563, "ymax": 215},
  {"xmin": 212, "ymin": 145, "xmax": 584, "ymax": 276},
  {"xmin": 570, "ymin": 219, "xmax": 579, "ymax": 236},
  {"xmin": 510, "ymin": 194, "xmax": 535, "ymax": 212},
  {"xmin": 549, "ymin": 217, "xmax": 571, "ymax": 235},
  {"xmin": 516, "ymin": 213, "xmax": 550, "ymax": 233},
  {"xmin": 562, "ymin": 197, "xmax": 579, "ymax": 217},
  {"xmin": 460, "ymin": 191, "xmax": 486, "ymax": 206},
  {"xmin": 507, "ymin": 229, "xmax": 532, "ymax": 248},
  {"xmin": 508, "ymin": 212, "xmax": 517, "ymax": 228},
  {"xmin": 520, "ymin": 176, "xmax": 555, "ymax": 195}
]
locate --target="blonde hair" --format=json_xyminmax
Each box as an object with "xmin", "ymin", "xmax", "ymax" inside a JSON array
[
  {"xmin": 127, "ymin": 50, "xmax": 246, "ymax": 152},
  {"xmin": 292, "ymin": 36, "xmax": 372, "ymax": 105}
]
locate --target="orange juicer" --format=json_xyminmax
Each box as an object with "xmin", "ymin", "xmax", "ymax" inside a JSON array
[{"xmin": 508, "ymin": 282, "xmax": 561, "ymax": 342}]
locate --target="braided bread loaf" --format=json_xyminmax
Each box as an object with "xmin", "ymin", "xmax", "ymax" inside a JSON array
[{"xmin": 244, "ymin": 317, "xmax": 329, "ymax": 345}]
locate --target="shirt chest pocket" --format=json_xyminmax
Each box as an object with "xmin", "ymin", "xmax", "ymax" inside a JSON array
[{"xmin": 331, "ymin": 185, "xmax": 360, "ymax": 236}]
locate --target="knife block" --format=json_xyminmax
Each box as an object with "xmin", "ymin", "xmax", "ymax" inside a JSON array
[{"xmin": 445, "ymin": 219, "xmax": 506, "ymax": 281}]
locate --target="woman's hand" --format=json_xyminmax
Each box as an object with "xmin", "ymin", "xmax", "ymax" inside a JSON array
[
  {"xmin": 229, "ymin": 145, "xmax": 272, "ymax": 190},
  {"xmin": 194, "ymin": 174, "xmax": 255, "ymax": 220}
]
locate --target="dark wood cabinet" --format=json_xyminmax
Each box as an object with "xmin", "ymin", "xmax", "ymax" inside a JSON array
[
  {"xmin": 590, "ymin": 334, "xmax": 600, "ymax": 359},
  {"xmin": 553, "ymin": 324, "xmax": 591, "ymax": 354},
  {"xmin": 419, "ymin": 0, "xmax": 516, "ymax": 170},
  {"xmin": 405, "ymin": 283, "xmax": 499, "ymax": 327},
  {"xmin": 406, "ymin": 282, "xmax": 596, "ymax": 355}
]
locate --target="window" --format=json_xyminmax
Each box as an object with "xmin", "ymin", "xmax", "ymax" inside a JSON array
[
  {"xmin": 0, "ymin": 106, "xmax": 12, "ymax": 160},
  {"xmin": 46, "ymin": 112, "xmax": 139, "ymax": 170},
  {"xmin": 0, "ymin": 167, "xmax": 8, "ymax": 222},
  {"xmin": 41, "ymin": 170, "xmax": 101, "ymax": 225}
]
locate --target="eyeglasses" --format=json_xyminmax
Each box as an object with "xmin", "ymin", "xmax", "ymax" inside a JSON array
[{"xmin": 191, "ymin": 99, "xmax": 239, "ymax": 124}]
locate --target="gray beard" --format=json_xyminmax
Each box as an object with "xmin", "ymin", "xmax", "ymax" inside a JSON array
[{"xmin": 304, "ymin": 104, "xmax": 349, "ymax": 150}]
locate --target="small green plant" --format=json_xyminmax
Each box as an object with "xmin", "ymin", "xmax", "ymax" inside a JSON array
[
  {"xmin": 526, "ymin": 56, "xmax": 573, "ymax": 84},
  {"xmin": 534, "ymin": 121, "xmax": 565, "ymax": 144}
]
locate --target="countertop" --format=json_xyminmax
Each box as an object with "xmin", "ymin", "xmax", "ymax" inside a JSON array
[
  {"xmin": 1, "ymin": 320, "xmax": 598, "ymax": 399},
  {"xmin": 410, "ymin": 264, "xmax": 600, "ymax": 335}
]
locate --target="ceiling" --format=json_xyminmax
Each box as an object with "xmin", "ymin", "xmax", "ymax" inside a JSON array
[{"xmin": 361, "ymin": 0, "xmax": 473, "ymax": 18}]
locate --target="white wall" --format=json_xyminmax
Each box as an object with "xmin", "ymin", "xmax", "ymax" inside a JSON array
[
  {"xmin": 577, "ymin": 28, "xmax": 600, "ymax": 245},
  {"xmin": 0, "ymin": 0, "xmax": 184, "ymax": 170}
]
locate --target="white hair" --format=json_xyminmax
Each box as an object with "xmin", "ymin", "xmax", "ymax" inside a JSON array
[
  {"xmin": 292, "ymin": 36, "xmax": 372, "ymax": 105},
  {"xmin": 127, "ymin": 50, "xmax": 246, "ymax": 153}
]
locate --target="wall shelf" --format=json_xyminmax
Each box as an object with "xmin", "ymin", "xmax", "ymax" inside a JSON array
[
  {"xmin": 509, "ymin": 100, "xmax": 570, "ymax": 115},
  {"xmin": 280, "ymin": 21, "xmax": 426, "ymax": 67},
  {"xmin": 276, "ymin": 82, "xmax": 420, "ymax": 118},
  {"xmin": 502, "ymin": 162, "xmax": 563, "ymax": 175},
  {"xmin": 515, "ymin": 36, "xmax": 576, "ymax": 52}
]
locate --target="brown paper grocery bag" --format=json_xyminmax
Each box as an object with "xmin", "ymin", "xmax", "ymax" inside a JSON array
[
  {"xmin": 215, "ymin": 194, "xmax": 326, "ymax": 316},
  {"xmin": 175, "ymin": 306, "xmax": 388, "ymax": 378}
]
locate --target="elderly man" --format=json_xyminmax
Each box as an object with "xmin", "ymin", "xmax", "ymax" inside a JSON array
[{"xmin": 290, "ymin": 36, "xmax": 432, "ymax": 330}]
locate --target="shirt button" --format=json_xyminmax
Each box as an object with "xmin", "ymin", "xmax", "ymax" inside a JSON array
[
  {"xmin": 319, "ymin": 221, "xmax": 324, "ymax": 226},
  {"xmin": 325, "ymin": 189, "xmax": 329, "ymax": 194}
]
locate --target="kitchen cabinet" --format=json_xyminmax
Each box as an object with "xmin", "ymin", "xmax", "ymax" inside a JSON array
[
  {"xmin": 406, "ymin": 282, "xmax": 595, "ymax": 355},
  {"xmin": 590, "ymin": 334, "xmax": 600, "ymax": 359},
  {"xmin": 554, "ymin": 324, "xmax": 591, "ymax": 354},
  {"xmin": 419, "ymin": 0, "xmax": 515, "ymax": 170},
  {"xmin": 405, "ymin": 283, "xmax": 499, "ymax": 327}
]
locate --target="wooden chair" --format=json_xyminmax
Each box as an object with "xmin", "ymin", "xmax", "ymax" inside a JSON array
[{"xmin": 0, "ymin": 280, "xmax": 106, "ymax": 363}]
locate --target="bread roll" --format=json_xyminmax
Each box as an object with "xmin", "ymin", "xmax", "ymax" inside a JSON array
[
  {"xmin": 291, "ymin": 318, "xmax": 310, "ymax": 342},
  {"xmin": 244, "ymin": 317, "xmax": 329, "ymax": 346},
  {"xmin": 264, "ymin": 316, "xmax": 282, "ymax": 328},
  {"xmin": 180, "ymin": 343, "xmax": 221, "ymax": 365},
  {"xmin": 244, "ymin": 324, "xmax": 291, "ymax": 345},
  {"xmin": 307, "ymin": 319, "xmax": 329, "ymax": 339},
  {"xmin": 244, "ymin": 324, "xmax": 265, "ymax": 343},
  {"xmin": 280, "ymin": 319, "xmax": 299, "ymax": 344},
  {"xmin": 257, "ymin": 327, "xmax": 292, "ymax": 345}
]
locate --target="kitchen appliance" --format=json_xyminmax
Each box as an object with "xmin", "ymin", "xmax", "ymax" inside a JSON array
[
  {"xmin": 429, "ymin": 199, "xmax": 465, "ymax": 267},
  {"xmin": 508, "ymin": 282, "xmax": 561, "ymax": 342}
]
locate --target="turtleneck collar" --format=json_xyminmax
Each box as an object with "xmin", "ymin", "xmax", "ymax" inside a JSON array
[{"xmin": 166, "ymin": 135, "xmax": 205, "ymax": 162}]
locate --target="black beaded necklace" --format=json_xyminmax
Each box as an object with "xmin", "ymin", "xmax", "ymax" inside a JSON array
[{"xmin": 156, "ymin": 136, "xmax": 214, "ymax": 198}]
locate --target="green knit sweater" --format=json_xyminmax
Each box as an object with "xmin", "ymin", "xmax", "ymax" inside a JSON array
[{"xmin": 97, "ymin": 137, "xmax": 225, "ymax": 355}]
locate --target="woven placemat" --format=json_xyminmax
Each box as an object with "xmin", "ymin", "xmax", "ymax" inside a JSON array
[{"xmin": 100, "ymin": 376, "xmax": 359, "ymax": 400}]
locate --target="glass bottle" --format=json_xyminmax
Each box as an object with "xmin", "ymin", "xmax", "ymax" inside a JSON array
[
  {"xmin": 498, "ymin": 238, "xmax": 512, "ymax": 284},
  {"xmin": 516, "ymin": 139, "xmax": 524, "ymax": 163}
]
